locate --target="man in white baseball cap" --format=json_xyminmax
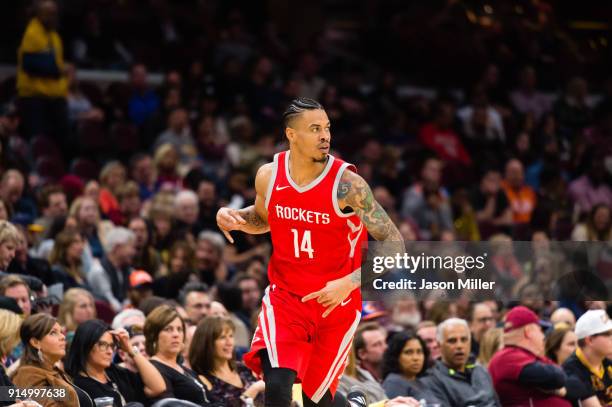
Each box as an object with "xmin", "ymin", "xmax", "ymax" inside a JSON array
[{"xmin": 562, "ymin": 309, "xmax": 612, "ymax": 407}]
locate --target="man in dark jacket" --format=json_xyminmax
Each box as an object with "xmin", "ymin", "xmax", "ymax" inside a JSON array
[{"xmin": 420, "ymin": 318, "xmax": 500, "ymax": 406}]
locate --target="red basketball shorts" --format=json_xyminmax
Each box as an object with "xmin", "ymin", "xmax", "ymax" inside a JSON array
[{"xmin": 243, "ymin": 284, "xmax": 362, "ymax": 403}]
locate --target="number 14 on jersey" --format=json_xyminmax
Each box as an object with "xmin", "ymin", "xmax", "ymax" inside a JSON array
[{"xmin": 291, "ymin": 228, "xmax": 314, "ymax": 258}]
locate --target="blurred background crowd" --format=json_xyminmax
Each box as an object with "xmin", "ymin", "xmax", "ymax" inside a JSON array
[{"xmin": 0, "ymin": 0, "xmax": 610, "ymax": 406}]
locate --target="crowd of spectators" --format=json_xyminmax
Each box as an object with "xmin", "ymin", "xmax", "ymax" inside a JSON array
[{"xmin": 0, "ymin": 0, "xmax": 610, "ymax": 406}]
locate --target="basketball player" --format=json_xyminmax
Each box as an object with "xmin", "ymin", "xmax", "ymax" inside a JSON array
[{"xmin": 217, "ymin": 98, "xmax": 403, "ymax": 406}]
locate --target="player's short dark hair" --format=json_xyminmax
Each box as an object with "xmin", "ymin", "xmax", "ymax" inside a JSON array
[{"xmin": 283, "ymin": 97, "xmax": 323, "ymax": 128}]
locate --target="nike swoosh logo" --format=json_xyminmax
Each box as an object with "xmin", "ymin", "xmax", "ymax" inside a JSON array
[
  {"xmin": 276, "ymin": 185, "xmax": 290, "ymax": 191},
  {"xmin": 340, "ymin": 298, "xmax": 352, "ymax": 306}
]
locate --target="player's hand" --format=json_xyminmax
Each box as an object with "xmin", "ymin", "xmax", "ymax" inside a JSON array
[
  {"xmin": 216, "ymin": 207, "xmax": 246, "ymax": 243},
  {"xmin": 301, "ymin": 274, "xmax": 357, "ymax": 318}
]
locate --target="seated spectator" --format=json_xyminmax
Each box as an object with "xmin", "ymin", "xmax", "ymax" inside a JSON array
[
  {"xmin": 418, "ymin": 99, "xmax": 472, "ymax": 166},
  {"xmin": 34, "ymin": 184, "xmax": 68, "ymax": 240},
  {"xmin": 354, "ymin": 322, "xmax": 388, "ymax": 383},
  {"xmin": 195, "ymin": 231, "xmax": 229, "ymax": 286},
  {"xmin": 510, "ymin": 66, "xmax": 550, "ymax": 122},
  {"xmin": 128, "ymin": 217, "xmax": 161, "ymax": 277},
  {"xmin": 420, "ymin": 318, "xmax": 500, "ymax": 406},
  {"xmin": 98, "ymin": 161, "xmax": 127, "ymax": 221},
  {"xmin": 112, "ymin": 309, "xmax": 145, "ymax": 331},
  {"xmin": 154, "ymin": 240, "xmax": 196, "ymax": 299},
  {"xmin": 234, "ymin": 274, "xmax": 262, "ymax": 329},
  {"xmin": 458, "ymin": 85, "xmax": 506, "ymax": 143},
  {"xmin": 129, "ymin": 153, "xmax": 156, "ymax": 201},
  {"xmin": 0, "ymin": 170, "xmax": 36, "ymax": 225},
  {"xmin": 116, "ymin": 324, "xmax": 147, "ymax": 374},
  {"xmin": 568, "ymin": 155, "xmax": 612, "ymax": 217},
  {"xmin": 416, "ymin": 321, "xmax": 441, "ymax": 364},
  {"xmin": 13, "ymin": 314, "xmax": 83, "ymax": 406},
  {"xmin": 126, "ymin": 270, "xmax": 154, "ymax": 309},
  {"xmin": 0, "ymin": 308, "xmax": 21, "ymax": 387},
  {"xmin": 554, "ymin": 76, "xmax": 592, "ymax": 138},
  {"xmin": 65, "ymin": 63, "xmax": 104, "ymax": 124},
  {"xmin": 174, "ymin": 190, "xmax": 201, "ymax": 239},
  {"xmin": 400, "ymin": 157, "xmax": 453, "ymax": 240},
  {"xmin": 189, "ymin": 316, "xmax": 264, "ymax": 406},
  {"xmin": 153, "ymin": 144, "xmax": 181, "ymax": 190},
  {"xmin": 69, "ymin": 196, "xmax": 108, "ymax": 259},
  {"xmin": 471, "ymin": 169, "xmax": 513, "ymax": 228},
  {"xmin": 489, "ymin": 306, "xmax": 570, "ymax": 406},
  {"xmin": 49, "ymin": 230, "xmax": 89, "ymax": 290},
  {"xmin": 58, "ymin": 288, "xmax": 96, "ymax": 335},
  {"xmin": 545, "ymin": 326, "xmax": 577, "ymax": 365},
  {"xmin": 178, "ymin": 282, "xmax": 211, "ymax": 327},
  {"xmin": 563, "ymin": 309, "xmax": 612, "ymax": 407},
  {"xmin": 571, "ymin": 203, "xmax": 611, "ymax": 242},
  {"xmin": 381, "ymin": 331, "xmax": 432, "ymax": 400},
  {"xmin": 144, "ymin": 305, "xmax": 211, "ymax": 404},
  {"xmin": 155, "ymin": 107, "xmax": 197, "ymax": 166},
  {"xmin": 0, "ymin": 275, "xmax": 32, "ymax": 317},
  {"xmin": 116, "ymin": 181, "xmax": 142, "ymax": 226},
  {"xmin": 87, "ymin": 227, "xmax": 136, "ymax": 312},
  {"xmin": 501, "ymin": 159, "xmax": 537, "ymax": 224},
  {"xmin": 477, "ymin": 327, "xmax": 503, "ymax": 369},
  {"xmin": 66, "ymin": 320, "xmax": 166, "ymax": 406},
  {"xmin": 6, "ymin": 227, "xmax": 54, "ymax": 286},
  {"xmin": 128, "ymin": 63, "xmax": 160, "ymax": 126},
  {"xmin": 468, "ymin": 302, "xmax": 496, "ymax": 357},
  {"xmin": 550, "ymin": 308, "xmax": 577, "ymax": 329},
  {"xmin": 338, "ymin": 348, "xmax": 388, "ymax": 403}
]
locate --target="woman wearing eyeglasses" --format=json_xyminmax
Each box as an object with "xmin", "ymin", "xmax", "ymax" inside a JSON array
[{"xmin": 66, "ymin": 319, "xmax": 166, "ymax": 407}]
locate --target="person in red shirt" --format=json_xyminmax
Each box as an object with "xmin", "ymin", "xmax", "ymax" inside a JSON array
[
  {"xmin": 488, "ymin": 306, "xmax": 571, "ymax": 407},
  {"xmin": 217, "ymin": 98, "xmax": 403, "ymax": 407},
  {"xmin": 419, "ymin": 100, "xmax": 472, "ymax": 166}
]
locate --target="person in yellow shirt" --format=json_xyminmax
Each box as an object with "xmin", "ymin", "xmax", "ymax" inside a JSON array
[{"xmin": 17, "ymin": 0, "xmax": 69, "ymax": 143}]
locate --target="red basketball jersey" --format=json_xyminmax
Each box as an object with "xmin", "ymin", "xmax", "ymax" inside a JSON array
[{"xmin": 265, "ymin": 150, "xmax": 367, "ymax": 296}]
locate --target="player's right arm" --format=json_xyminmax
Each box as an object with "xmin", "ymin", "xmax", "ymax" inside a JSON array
[{"xmin": 216, "ymin": 163, "xmax": 272, "ymax": 243}]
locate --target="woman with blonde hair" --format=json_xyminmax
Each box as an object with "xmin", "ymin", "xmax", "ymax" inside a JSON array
[
  {"xmin": 0, "ymin": 220, "xmax": 20, "ymax": 271},
  {"xmin": 0, "ymin": 309, "xmax": 21, "ymax": 383},
  {"xmin": 98, "ymin": 161, "xmax": 127, "ymax": 219},
  {"xmin": 153, "ymin": 143, "xmax": 180, "ymax": 189},
  {"xmin": 49, "ymin": 230, "xmax": 89, "ymax": 290},
  {"xmin": 69, "ymin": 196, "xmax": 111, "ymax": 259},
  {"xmin": 477, "ymin": 327, "xmax": 503, "ymax": 368},
  {"xmin": 57, "ymin": 288, "xmax": 96, "ymax": 334}
]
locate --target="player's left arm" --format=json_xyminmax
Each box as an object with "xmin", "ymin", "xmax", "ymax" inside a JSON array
[
  {"xmin": 338, "ymin": 169, "xmax": 404, "ymax": 287},
  {"xmin": 301, "ymin": 169, "xmax": 404, "ymax": 317},
  {"xmin": 337, "ymin": 169, "xmax": 403, "ymax": 242}
]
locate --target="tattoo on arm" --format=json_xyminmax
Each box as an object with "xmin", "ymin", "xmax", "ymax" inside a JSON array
[
  {"xmin": 338, "ymin": 173, "xmax": 403, "ymax": 242},
  {"xmin": 239, "ymin": 206, "xmax": 269, "ymax": 233}
]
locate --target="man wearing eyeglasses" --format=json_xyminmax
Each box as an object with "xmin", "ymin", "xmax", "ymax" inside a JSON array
[
  {"xmin": 468, "ymin": 302, "xmax": 496, "ymax": 358},
  {"xmin": 563, "ymin": 309, "xmax": 612, "ymax": 407}
]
